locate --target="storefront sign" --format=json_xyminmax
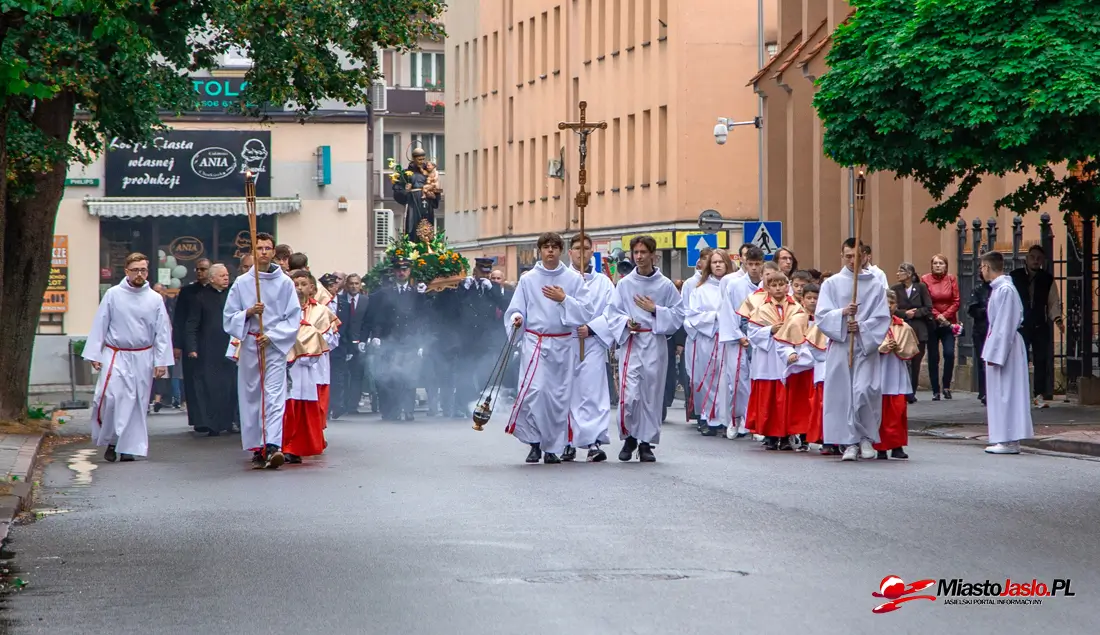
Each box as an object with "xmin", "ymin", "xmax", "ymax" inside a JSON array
[
  {"xmin": 105, "ymin": 130, "xmax": 272, "ymax": 198},
  {"xmin": 169, "ymin": 236, "xmax": 205, "ymax": 261},
  {"xmin": 620, "ymin": 231, "xmax": 674, "ymax": 250},
  {"xmin": 43, "ymin": 235, "xmax": 68, "ymax": 313},
  {"xmin": 675, "ymin": 231, "xmax": 728, "ymax": 249},
  {"xmin": 188, "ymin": 76, "xmax": 283, "ymax": 113},
  {"xmin": 65, "ymin": 178, "xmax": 100, "ymax": 187}
]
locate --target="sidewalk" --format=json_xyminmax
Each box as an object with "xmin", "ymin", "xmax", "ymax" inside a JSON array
[
  {"xmin": 905, "ymin": 389, "xmax": 1100, "ymax": 456},
  {"xmin": 0, "ymin": 432, "xmax": 47, "ymax": 543}
]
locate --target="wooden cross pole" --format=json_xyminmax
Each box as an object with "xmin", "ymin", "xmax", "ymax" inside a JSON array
[
  {"xmin": 848, "ymin": 170, "xmax": 867, "ymax": 369},
  {"xmin": 559, "ymin": 101, "xmax": 607, "ymax": 362}
]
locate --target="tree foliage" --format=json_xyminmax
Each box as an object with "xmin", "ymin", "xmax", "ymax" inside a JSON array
[
  {"xmin": 0, "ymin": 0, "xmax": 445, "ymax": 418},
  {"xmin": 813, "ymin": 0, "xmax": 1100, "ymax": 227}
]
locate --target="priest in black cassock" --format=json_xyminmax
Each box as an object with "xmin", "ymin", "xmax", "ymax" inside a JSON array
[
  {"xmin": 184, "ymin": 263, "xmax": 238, "ymax": 436},
  {"xmin": 174, "ymin": 257, "xmax": 210, "ymax": 429},
  {"xmin": 365, "ymin": 257, "xmax": 427, "ymax": 421}
]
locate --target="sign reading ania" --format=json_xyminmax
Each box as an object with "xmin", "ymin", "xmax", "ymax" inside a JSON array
[{"xmin": 104, "ymin": 130, "xmax": 272, "ymax": 198}]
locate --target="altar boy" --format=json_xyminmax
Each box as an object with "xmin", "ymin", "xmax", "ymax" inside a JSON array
[
  {"xmin": 875, "ymin": 290, "xmax": 918, "ymax": 459},
  {"xmin": 979, "ymin": 251, "xmax": 1033, "ymax": 454}
]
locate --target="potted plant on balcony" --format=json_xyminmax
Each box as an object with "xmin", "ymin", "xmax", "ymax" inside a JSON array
[
  {"xmin": 423, "ymin": 79, "xmax": 444, "ymax": 91},
  {"xmin": 424, "ymin": 100, "xmax": 445, "ymax": 114}
]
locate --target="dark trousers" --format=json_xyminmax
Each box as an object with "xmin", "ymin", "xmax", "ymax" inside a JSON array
[
  {"xmin": 907, "ymin": 341, "xmax": 926, "ymax": 395},
  {"xmin": 427, "ymin": 347, "xmax": 462, "ymax": 414},
  {"xmin": 330, "ymin": 349, "xmax": 361, "ymax": 416},
  {"xmin": 664, "ymin": 339, "xmax": 678, "ymax": 408},
  {"xmin": 972, "ymin": 331, "xmax": 987, "ymax": 400},
  {"xmin": 1023, "ymin": 323, "xmax": 1054, "ymax": 399},
  {"xmin": 378, "ymin": 346, "xmax": 417, "ymax": 418},
  {"xmin": 181, "ymin": 356, "xmax": 199, "ymax": 426},
  {"xmin": 926, "ymin": 324, "xmax": 956, "ymax": 394}
]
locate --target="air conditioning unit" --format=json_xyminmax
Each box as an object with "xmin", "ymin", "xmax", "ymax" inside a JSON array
[
  {"xmin": 371, "ymin": 81, "xmax": 388, "ymax": 112},
  {"xmin": 373, "ymin": 209, "xmax": 394, "ymax": 248}
]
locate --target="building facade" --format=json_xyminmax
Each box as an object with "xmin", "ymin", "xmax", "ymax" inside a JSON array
[
  {"xmin": 371, "ymin": 40, "xmax": 448, "ymax": 265},
  {"xmin": 444, "ymin": 0, "xmax": 768, "ymax": 279},
  {"xmin": 33, "ymin": 60, "xmax": 372, "ymax": 385}
]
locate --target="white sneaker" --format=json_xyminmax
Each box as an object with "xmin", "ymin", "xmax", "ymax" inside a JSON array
[
  {"xmin": 841, "ymin": 445, "xmax": 859, "ymax": 461},
  {"xmin": 859, "ymin": 438, "xmax": 876, "ymax": 460},
  {"xmin": 725, "ymin": 424, "xmax": 737, "ymax": 440},
  {"xmin": 1032, "ymin": 396, "xmax": 1049, "ymax": 409},
  {"xmin": 985, "ymin": 442, "xmax": 1021, "ymax": 454}
]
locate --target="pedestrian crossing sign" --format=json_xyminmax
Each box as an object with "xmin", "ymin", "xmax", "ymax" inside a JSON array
[
  {"xmin": 686, "ymin": 233, "xmax": 718, "ymax": 267},
  {"xmin": 742, "ymin": 221, "xmax": 782, "ymax": 260}
]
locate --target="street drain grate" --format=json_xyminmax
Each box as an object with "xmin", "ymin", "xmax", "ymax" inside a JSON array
[{"xmin": 463, "ymin": 569, "xmax": 749, "ymax": 585}]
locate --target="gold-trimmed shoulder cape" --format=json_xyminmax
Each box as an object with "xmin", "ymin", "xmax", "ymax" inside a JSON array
[
  {"xmin": 289, "ymin": 300, "xmax": 341, "ymax": 363},
  {"xmin": 879, "ymin": 317, "xmax": 919, "ymax": 360},
  {"xmin": 736, "ymin": 288, "xmax": 769, "ymax": 319}
]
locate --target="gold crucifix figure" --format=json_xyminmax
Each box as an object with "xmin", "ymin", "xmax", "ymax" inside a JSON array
[{"xmin": 559, "ymin": 101, "xmax": 607, "ymax": 361}]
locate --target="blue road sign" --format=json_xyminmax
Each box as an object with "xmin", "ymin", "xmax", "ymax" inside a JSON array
[
  {"xmin": 743, "ymin": 221, "xmax": 783, "ymax": 260},
  {"xmin": 686, "ymin": 233, "xmax": 719, "ymax": 267}
]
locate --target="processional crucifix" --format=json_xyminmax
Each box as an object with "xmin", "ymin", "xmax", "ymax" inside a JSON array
[{"xmin": 559, "ymin": 101, "xmax": 607, "ymax": 361}]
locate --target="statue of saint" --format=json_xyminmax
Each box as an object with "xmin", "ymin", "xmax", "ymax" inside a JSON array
[{"xmin": 393, "ymin": 148, "xmax": 442, "ymax": 242}]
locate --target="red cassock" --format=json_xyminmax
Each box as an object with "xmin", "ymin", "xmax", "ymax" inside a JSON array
[
  {"xmin": 807, "ymin": 382, "xmax": 824, "ymax": 444},
  {"xmin": 283, "ymin": 398, "xmax": 326, "ymax": 457},
  {"xmin": 874, "ymin": 394, "xmax": 908, "ymax": 451},
  {"xmin": 318, "ymin": 384, "xmax": 330, "ymax": 430},
  {"xmin": 746, "ymin": 379, "xmax": 786, "ymax": 436},
  {"xmin": 783, "ymin": 369, "xmax": 814, "ymax": 436}
]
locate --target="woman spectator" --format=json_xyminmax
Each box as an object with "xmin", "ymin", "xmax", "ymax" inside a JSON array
[
  {"xmin": 891, "ymin": 262, "xmax": 933, "ymax": 403},
  {"xmin": 921, "ymin": 254, "xmax": 960, "ymax": 400},
  {"xmin": 775, "ymin": 247, "xmax": 798, "ymax": 277}
]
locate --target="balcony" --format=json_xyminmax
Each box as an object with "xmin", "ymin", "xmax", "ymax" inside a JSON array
[{"xmin": 382, "ymin": 88, "xmax": 444, "ymax": 117}]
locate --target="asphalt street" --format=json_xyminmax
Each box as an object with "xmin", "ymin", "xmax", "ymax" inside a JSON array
[{"xmin": 3, "ymin": 406, "xmax": 1099, "ymax": 634}]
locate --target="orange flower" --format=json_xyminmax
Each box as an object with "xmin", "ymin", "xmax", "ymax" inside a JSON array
[
  {"xmin": 418, "ymin": 259, "xmax": 426, "ymax": 265},
  {"xmin": 395, "ymin": 249, "xmax": 404, "ymax": 256}
]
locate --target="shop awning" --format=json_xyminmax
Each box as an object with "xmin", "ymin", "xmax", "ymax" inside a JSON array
[{"xmin": 83, "ymin": 196, "xmax": 301, "ymax": 218}]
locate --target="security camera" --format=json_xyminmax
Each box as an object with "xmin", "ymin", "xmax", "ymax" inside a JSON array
[{"xmin": 713, "ymin": 120, "xmax": 729, "ymax": 145}]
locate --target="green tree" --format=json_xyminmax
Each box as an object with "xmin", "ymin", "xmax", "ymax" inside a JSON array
[
  {"xmin": 813, "ymin": 0, "xmax": 1100, "ymax": 228},
  {"xmin": 0, "ymin": 0, "xmax": 445, "ymax": 420}
]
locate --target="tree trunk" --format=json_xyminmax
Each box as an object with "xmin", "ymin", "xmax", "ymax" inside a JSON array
[{"xmin": 0, "ymin": 91, "xmax": 76, "ymax": 420}]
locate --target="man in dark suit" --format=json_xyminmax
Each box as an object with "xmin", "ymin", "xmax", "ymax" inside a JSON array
[
  {"xmin": 172, "ymin": 258, "xmax": 210, "ymax": 427},
  {"xmin": 1010, "ymin": 245, "xmax": 1063, "ymax": 406},
  {"xmin": 331, "ymin": 273, "xmax": 368, "ymax": 418},
  {"xmin": 365, "ymin": 258, "xmax": 427, "ymax": 421},
  {"xmin": 459, "ymin": 258, "xmax": 510, "ymax": 415}
]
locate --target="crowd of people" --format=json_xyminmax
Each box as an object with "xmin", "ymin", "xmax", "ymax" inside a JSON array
[{"xmin": 81, "ymin": 227, "xmax": 1043, "ymax": 468}]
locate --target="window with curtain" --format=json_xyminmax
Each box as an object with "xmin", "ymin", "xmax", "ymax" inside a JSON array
[
  {"xmin": 411, "ymin": 134, "xmax": 446, "ymax": 170},
  {"xmin": 410, "ymin": 51, "xmax": 445, "ymax": 88}
]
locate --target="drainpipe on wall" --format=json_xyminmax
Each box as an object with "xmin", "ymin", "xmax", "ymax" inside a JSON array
[
  {"xmin": 757, "ymin": 0, "xmax": 765, "ymax": 222},
  {"xmin": 367, "ymin": 114, "xmax": 375, "ymax": 267}
]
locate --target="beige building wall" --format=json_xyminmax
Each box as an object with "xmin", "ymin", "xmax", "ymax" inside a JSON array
[
  {"xmin": 445, "ymin": 0, "xmax": 769, "ymax": 278},
  {"xmin": 55, "ymin": 120, "xmax": 369, "ymax": 337}
]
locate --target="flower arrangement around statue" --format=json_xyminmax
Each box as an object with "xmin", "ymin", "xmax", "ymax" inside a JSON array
[{"xmin": 363, "ymin": 224, "xmax": 469, "ymax": 293}]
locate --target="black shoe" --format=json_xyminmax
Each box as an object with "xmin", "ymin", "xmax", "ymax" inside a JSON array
[
  {"xmin": 906, "ymin": 395, "xmax": 917, "ymax": 404},
  {"xmin": 526, "ymin": 444, "xmax": 542, "ymax": 464},
  {"xmin": 932, "ymin": 393, "xmax": 941, "ymax": 402},
  {"xmin": 285, "ymin": 453, "xmax": 303, "ymax": 464},
  {"xmin": 891, "ymin": 448, "xmax": 909, "ymax": 460},
  {"xmin": 153, "ymin": 402, "xmax": 163, "ymax": 413},
  {"xmin": 251, "ymin": 451, "xmax": 265, "ymax": 469},
  {"xmin": 980, "ymin": 397, "xmax": 986, "ymax": 406},
  {"xmin": 207, "ymin": 430, "xmax": 221, "ymax": 437},
  {"xmin": 618, "ymin": 437, "xmax": 638, "ymax": 462},
  {"xmin": 330, "ymin": 411, "xmax": 343, "ymax": 420},
  {"xmin": 778, "ymin": 437, "xmax": 793, "ymax": 451},
  {"xmin": 543, "ymin": 453, "xmax": 561, "ymax": 464},
  {"xmin": 104, "ymin": 445, "xmax": 117, "ymax": 462},
  {"xmin": 943, "ymin": 390, "xmax": 952, "ymax": 400},
  {"xmin": 763, "ymin": 437, "xmax": 779, "ymax": 451},
  {"xmin": 638, "ymin": 443, "xmax": 656, "ymax": 462},
  {"xmin": 586, "ymin": 446, "xmax": 607, "ymax": 462},
  {"xmin": 120, "ymin": 454, "xmax": 135, "ymax": 462},
  {"xmin": 264, "ymin": 444, "xmax": 284, "ymax": 469},
  {"xmin": 701, "ymin": 426, "xmax": 717, "ymax": 437},
  {"xmin": 876, "ymin": 450, "xmax": 889, "ymax": 460},
  {"xmin": 562, "ymin": 446, "xmax": 577, "ymax": 462}
]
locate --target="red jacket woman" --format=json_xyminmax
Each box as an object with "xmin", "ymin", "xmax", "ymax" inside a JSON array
[{"xmin": 920, "ymin": 254, "xmax": 960, "ymax": 400}]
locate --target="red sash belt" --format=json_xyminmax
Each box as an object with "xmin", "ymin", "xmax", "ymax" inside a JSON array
[
  {"xmin": 95, "ymin": 344, "xmax": 154, "ymax": 428},
  {"xmin": 524, "ymin": 329, "xmax": 571, "ymax": 338}
]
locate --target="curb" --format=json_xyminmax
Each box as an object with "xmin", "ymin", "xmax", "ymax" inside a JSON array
[
  {"xmin": 910, "ymin": 426, "xmax": 1100, "ymax": 458},
  {"xmin": 0, "ymin": 434, "xmax": 47, "ymax": 544}
]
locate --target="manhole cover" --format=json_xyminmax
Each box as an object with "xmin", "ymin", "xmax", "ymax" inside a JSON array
[{"xmin": 463, "ymin": 568, "xmax": 749, "ymax": 585}]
